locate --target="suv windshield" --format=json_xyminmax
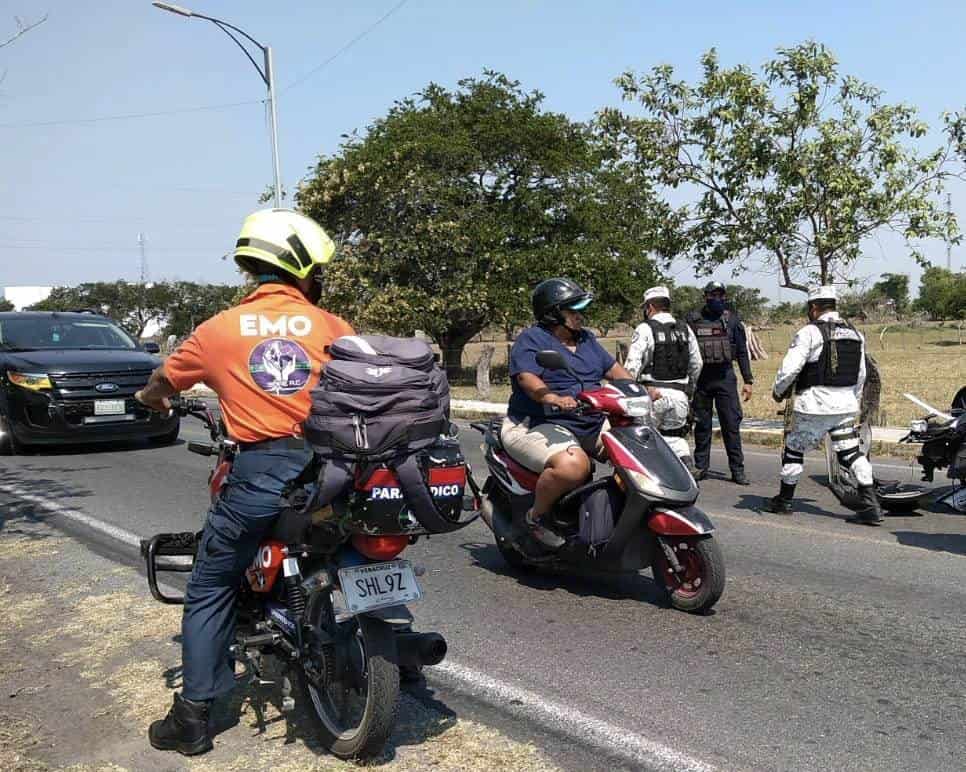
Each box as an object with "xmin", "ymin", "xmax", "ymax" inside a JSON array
[{"xmin": 0, "ymin": 316, "xmax": 138, "ymax": 351}]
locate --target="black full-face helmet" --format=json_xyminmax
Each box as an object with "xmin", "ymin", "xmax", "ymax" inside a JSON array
[{"xmin": 532, "ymin": 278, "xmax": 593, "ymax": 325}]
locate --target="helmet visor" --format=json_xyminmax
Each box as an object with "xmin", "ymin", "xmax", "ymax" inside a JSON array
[{"xmin": 564, "ymin": 297, "xmax": 592, "ymax": 312}]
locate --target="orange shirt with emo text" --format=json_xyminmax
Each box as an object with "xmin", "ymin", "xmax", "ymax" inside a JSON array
[{"xmin": 163, "ymin": 284, "xmax": 354, "ymax": 443}]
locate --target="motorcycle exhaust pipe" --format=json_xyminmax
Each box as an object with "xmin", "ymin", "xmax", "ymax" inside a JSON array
[{"xmin": 395, "ymin": 631, "xmax": 448, "ymax": 667}]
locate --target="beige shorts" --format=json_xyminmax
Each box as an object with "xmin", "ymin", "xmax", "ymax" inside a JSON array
[{"xmin": 500, "ymin": 416, "xmax": 608, "ymax": 474}]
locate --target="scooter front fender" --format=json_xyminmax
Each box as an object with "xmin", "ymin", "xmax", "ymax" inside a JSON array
[{"xmin": 648, "ymin": 505, "xmax": 715, "ymax": 536}]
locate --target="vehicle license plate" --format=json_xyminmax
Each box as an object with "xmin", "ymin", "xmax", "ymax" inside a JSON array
[
  {"xmin": 94, "ymin": 399, "xmax": 126, "ymax": 416},
  {"xmin": 338, "ymin": 560, "xmax": 421, "ymax": 614}
]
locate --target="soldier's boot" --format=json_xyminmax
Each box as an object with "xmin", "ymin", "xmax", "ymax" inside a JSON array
[
  {"xmin": 847, "ymin": 485, "xmax": 884, "ymax": 526},
  {"xmin": 762, "ymin": 482, "xmax": 796, "ymax": 515}
]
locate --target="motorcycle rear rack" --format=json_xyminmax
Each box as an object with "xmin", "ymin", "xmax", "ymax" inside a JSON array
[{"xmin": 140, "ymin": 531, "xmax": 200, "ymax": 605}]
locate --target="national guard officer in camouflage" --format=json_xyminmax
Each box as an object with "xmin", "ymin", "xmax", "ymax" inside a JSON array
[{"xmin": 764, "ymin": 285, "xmax": 883, "ymax": 525}]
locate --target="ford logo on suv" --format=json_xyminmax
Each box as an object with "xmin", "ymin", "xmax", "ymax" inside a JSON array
[{"xmin": 95, "ymin": 382, "xmax": 120, "ymax": 393}]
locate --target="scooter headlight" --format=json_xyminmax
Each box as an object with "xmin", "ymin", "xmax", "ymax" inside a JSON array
[
  {"xmin": 623, "ymin": 468, "xmax": 666, "ymax": 499},
  {"xmin": 619, "ymin": 396, "xmax": 653, "ymax": 418}
]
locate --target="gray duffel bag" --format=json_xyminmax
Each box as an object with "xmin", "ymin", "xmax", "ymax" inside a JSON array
[{"xmin": 302, "ymin": 335, "xmax": 451, "ymax": 461}]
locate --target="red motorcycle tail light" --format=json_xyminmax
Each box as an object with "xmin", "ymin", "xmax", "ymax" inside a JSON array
[{"xmin": 352, "ymin": 534, "xmax": 410, "ymax": 561}]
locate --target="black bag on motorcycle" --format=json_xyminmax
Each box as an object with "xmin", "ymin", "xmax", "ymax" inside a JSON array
[
  {"xmin": 301, "ymin": 335, "xmax": 472, "ymax": 534},
  {"xmin": 304, "ymin": 360, "xmax": 446, "ymax": 459},
  {"xmin": 327, "ymin": 334, "xmax": 451, "ymax": 417}
]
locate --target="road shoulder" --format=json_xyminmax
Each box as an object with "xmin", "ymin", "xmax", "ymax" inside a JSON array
[{"xmin": 0, "ymin": 514, "xmax": 557, "ymax": 772}]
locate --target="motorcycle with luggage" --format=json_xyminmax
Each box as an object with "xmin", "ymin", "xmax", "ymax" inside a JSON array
[
  {"xmin": 141, "ymin": 336, "xmax": 477, "ymax": 760},
  {"xmin": 473, "ymin": 350, "xmax": 725, "ymax": 614}
]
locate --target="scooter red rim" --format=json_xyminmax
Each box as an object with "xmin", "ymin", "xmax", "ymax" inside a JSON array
[{"xmin": 655, "ymin": 539, "xmax": 706, "ymax": 599}]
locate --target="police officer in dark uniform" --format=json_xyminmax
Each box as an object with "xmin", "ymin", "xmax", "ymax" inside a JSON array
[{"xmin": 686, "ymin": 282, "xmax": 754, "ymax": 485}]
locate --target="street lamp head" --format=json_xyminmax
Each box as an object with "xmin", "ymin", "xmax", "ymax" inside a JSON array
[{"xmin": 152, "ymin": 2, "xmax": 194, "ymax": 17}]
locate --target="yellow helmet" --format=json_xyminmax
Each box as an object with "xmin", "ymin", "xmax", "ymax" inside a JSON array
[{"xmin": 233, "ymin": 208, "xmax": 336, "ymax": 280}]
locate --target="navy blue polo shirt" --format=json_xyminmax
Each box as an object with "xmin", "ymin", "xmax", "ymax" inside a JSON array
[{"xmin": 507, "ymin": 325, "xmax": 616, "ymax": 437}]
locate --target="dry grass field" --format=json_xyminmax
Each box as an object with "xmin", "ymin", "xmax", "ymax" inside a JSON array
[{"xmin": 450, "ymin": 323, "xmax": 966, "ymax": 426}]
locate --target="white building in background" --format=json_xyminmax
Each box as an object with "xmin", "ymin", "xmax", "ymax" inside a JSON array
[{"xmin": 1, "ymin": 286, "xmax": 53, "ymax": 310}]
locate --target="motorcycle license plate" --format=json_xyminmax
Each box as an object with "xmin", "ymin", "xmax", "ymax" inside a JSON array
[
  {"xmin": 338, "ymin": 560, "xmax": 421, "ymax": 614},
  {"xmin": 94, "ymin": 399, "xmax": 126, "ymax": 416}
]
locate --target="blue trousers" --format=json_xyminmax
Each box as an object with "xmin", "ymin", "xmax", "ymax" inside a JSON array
[
  {"xmin": 181, "ymin": 447, "xmax": 312, "ymax": 701},
  {"xmin": 692, "ymin": 367, "xmax": 745, "ymax": 473}
]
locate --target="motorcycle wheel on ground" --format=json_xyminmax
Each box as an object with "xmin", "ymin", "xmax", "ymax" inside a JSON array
[
  {"xmin": 295, "ymin": 588, "xmax": 400, "ymax": 760},
  {"xmin": 651, "ymin": 536, "xmax": 726, "ymax": 613}
]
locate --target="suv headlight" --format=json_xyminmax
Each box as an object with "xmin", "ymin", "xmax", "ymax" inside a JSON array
[{"xmin": 8, "ymin": 371, "xmax": 53, "ymax": 391}]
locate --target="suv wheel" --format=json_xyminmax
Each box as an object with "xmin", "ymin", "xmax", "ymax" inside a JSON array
[
  {"xmin": 149, "ymin": 420, "xmax": 180, "ymax": 446},
  {"xmin": 0, "ymin": 414, "xmax": 24, "ymax": 456}
]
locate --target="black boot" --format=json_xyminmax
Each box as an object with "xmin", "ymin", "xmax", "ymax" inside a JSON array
[
  {"xmin": 762, "ymin": 495, "xmax": 794, "ymax": 514},
  {"xmin": 847, "ymin": 485, "xmax": 884, "ymax": 526},
  {"xmin": 762, "ymin": 482, "xmax": 795, "ymax": 515},
  {"xmin": 693, "ymin": 467, "xmax": 708, "ymax": 482},
  {"xmin": 731, "ymin": 468, "xmax": 750, "ymax": 486},
  {"xmin": 149, "ymin": 693, "xmax": 213, "ymax": 756}
]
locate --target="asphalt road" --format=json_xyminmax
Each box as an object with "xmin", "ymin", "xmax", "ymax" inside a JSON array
[{"xmin": 1, "ymin": 418, "xmax": 964, "ymax": 771}]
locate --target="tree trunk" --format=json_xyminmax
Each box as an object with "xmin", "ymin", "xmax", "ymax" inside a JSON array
[
  {"xmin": 438, "ymin": 332, "xmax": 475, "ymax": 383},
  {"xmin": 475, "ymin": 344, "xmax": 494, "ymax": 400}
]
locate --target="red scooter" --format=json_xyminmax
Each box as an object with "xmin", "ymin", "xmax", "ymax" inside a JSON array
[{"xmin": 473, "ymin": 351, "xmax": 725, "ymax": 614}]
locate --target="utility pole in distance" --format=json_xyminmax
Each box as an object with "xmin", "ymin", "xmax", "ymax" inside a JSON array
[{"xmin": 138, "ymin": 232, "xmax": 149, "ymax": 284}]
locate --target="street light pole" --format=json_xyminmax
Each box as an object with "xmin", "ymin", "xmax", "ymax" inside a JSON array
[
  {"xmin": 264, "ymin": 46, "xmax": 282, "ymax": 209},
  {"xmin": 152, "ymin": 2, "xmax": 282, "ymax": 207}
]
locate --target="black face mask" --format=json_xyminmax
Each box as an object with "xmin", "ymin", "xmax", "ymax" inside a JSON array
[{"xmin": 706, "ymin": 298, "xmax": 726, "ymax": 316}]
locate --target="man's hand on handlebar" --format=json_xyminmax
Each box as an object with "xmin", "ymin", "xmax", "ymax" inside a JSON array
[
  {"xmin": 542, "ymin": 393, "xmax": 579, "ymax": 412},
  {"xmin": 135, "ymin": 389, "xmax": 171, "ymax": 412}
]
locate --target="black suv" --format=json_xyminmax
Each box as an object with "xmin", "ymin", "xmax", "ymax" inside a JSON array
[{"xmin": 0, "ymin": 311, "xmax": 179, "ymax": 453}]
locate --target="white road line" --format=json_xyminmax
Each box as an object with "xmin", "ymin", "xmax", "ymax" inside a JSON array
[
  {"xmin": 0, "ymin": 480, "xmax": 716, "ymax": 772},
  {"xmin": 434, "ymin": 660, "xmax": 716, "ymax": 772},
  {"xmin": 2, "ymin": 482, "xmax": 143, "ymax": 549}
]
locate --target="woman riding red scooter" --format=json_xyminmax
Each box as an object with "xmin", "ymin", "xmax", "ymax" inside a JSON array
[{"xmin": 499, "ymin": 278, "xmax": 641, "ymax": 556}]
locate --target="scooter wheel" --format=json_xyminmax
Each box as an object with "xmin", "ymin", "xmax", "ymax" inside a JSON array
[{"xmin": 652, "ymin": 536, "xmax": 725, "ymax": 614}]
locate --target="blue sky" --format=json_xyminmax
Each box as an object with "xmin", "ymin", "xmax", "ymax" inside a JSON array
[{"xmin": 2, "ymin": 0, "xmax": 965, "ymax": 301}]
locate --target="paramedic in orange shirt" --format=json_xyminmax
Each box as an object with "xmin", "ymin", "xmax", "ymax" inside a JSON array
[{"xmin": 135, "ymin": 209, "xmax": 353, "ymax": 757}]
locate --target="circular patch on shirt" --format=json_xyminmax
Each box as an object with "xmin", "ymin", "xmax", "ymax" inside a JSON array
[{"xmin": 248, "ymin": 338, "xmax": 311, "ymax": 396}]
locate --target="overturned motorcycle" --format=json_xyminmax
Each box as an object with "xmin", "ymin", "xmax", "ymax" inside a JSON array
[
  {"xmin": 898, "ymin": 387, "xmax": 966, "ymax": 514},
  {"xmin": 141, "ymin": 398, "xmax": 477, "ymax": 760},
  {"xmin": 473, "ymin": 351, "xmax": 725, "ymax": 615}
]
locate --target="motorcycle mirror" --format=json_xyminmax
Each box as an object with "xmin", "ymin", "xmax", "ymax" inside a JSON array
[{"xmin": 536, "ymin": 350, "xmax": 568, "ymax": 371}]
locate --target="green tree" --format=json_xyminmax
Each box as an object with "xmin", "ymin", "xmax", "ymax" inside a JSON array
[
  {"xmin": 602, "ymin": 41, "xmax": 962, "ymax": 293},
  {"xmin": 298, "ymin": 71, "xmax": 667, "ymax": 375},
  {"xmin": 29, "ymin": 281, "xmax": 175, "ymax": 338},
  {"xmin": 163, "ymin": 282, "xmax": 239, "ymax": 338},
  {"xmin": 0, "ymin": 298, "xmax": 14, "ymax": 312},
  {"xmin": 668, "ymin": 285, "xmax": 706, "ymax": 316},
  {"xmin": 767, "ymin": 301, "xmax": 804, "ymax": 325},
  {"xmin": 872, "ymin": 272, "xmax": 910, "ymax": 316},
  {"xmin": 916, "ymin": 266, "xmax": 966, "ymax": 319}
]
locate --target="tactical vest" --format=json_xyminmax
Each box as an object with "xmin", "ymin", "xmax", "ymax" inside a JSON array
[
  {"xmin": 795, "ymin": 320, "xmax": 863, "ymax": 392},
  {"xmin": 642, "ymin": 319, "xmax": 690, "ymax": 388},
  {"xmin": 687, "ymin": 312, "xmax": 732, "ymax": 365}
]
